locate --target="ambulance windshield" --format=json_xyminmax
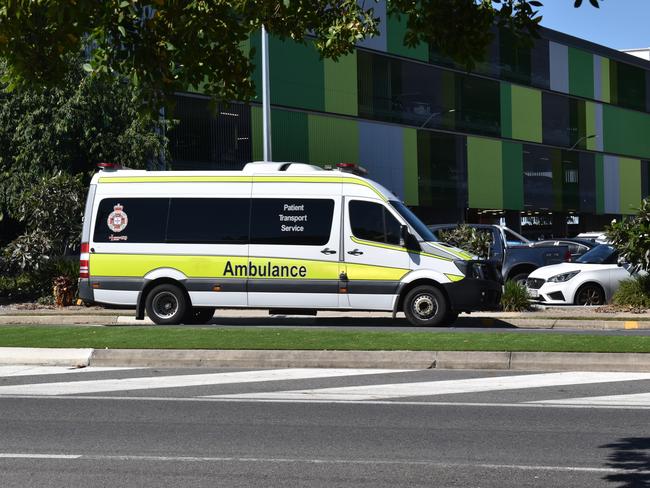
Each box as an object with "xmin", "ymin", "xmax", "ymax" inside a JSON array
[{"xmin": 389, "ymin": 201, "xmax": 438, "ymax": 242}]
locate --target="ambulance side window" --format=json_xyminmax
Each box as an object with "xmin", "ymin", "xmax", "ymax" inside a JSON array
[
  {"xmin": 93, "ymin": 198, "xmax": 169, "ymax": 243},
  {"xmin": 166, "ymin": 198, "xmax": 249, "ymax": 243},
  {"xmin": 349, "ymin": 200, "xmax": 401, "ymax": 245},
  {"xmin": 251, "ymin": 198, "xmax": 334, "ymax": 245}
]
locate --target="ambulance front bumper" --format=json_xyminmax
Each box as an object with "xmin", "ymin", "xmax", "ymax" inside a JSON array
[{"xmin": 443, "ymin": 278, "xmax": 502, "ymax": 312}]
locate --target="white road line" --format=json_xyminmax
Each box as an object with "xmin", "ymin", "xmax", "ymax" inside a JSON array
[
  {"xmin": 0, "ymin": 368, "xmax": 410, "ymax": 396},
  {"xmin": 206, "ymin": 371, "xmax": 650, "ymax": 401},
  {"xmin": 0, "ymin": 452, "xmax": 643, "ymax": 474},
  {"xmin": 0, "ymin": 366, "xmax": 133, "ymax": 378},
  {"xmin": 531, "ymin": 392, "xmax": 650, "ymax": 407},
  {"xmin": 2, "ymin": 395, "xmax": 649, "ymax": 409},
  {"xmin": 0, "ymin": 453, "xmax": 80, "ymax": 459}
]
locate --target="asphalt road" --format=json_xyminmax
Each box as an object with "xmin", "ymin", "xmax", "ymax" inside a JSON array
[{"xmin": 0, "ymin": 366, "xmax": 649, "ymax": 487}]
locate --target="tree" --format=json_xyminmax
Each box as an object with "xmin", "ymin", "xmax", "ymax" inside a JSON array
[
  {"xmin": 606, "ymin": 199, "xmax": 650, "ymax": 272},
  {"xmin": 0, "ymin": 1, "xmax": 601, "ymax": 114},
  {"xmin": 0, "ymin": 54, "xmax": 168, "ymax": 245}
]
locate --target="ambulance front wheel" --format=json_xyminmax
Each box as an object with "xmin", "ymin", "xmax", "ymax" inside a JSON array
[
  {"xmin": 403, "ymin": 285, "xmax": 449, "ymax": 327},
  {"xmin": 145, "ymin": 283, "xmax": 188, "ymax": 325}
]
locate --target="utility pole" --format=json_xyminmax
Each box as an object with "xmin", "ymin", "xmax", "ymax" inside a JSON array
[{"xmin": 261, "ymin": 25, "xmax": 272, "ymax": 162}]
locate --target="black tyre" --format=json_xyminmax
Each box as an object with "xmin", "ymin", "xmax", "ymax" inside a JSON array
[
  {"xmin": 145, "ymin": 283, "xmax": 188, "ymax": 325},
  {"xmin": 444, "ymin": 310, "xmax": 459, "ymax": 325},
  {"xmin": 509, "ymin": 273, "xmax": 530, "ymax": 286},
  {"xmin": 404, "ymin": 285, "xmax": 448, "ymax": 327},
  {"xmin": 574, "ymin": 283, "xmax": 605, "ymax": 306},
  {"xmin": 184, "ymin": 307, "xmax": 215, "ymax": 325}
]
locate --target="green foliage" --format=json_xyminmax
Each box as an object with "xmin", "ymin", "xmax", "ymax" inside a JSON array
[
  {"xmin": 438, "ymin": 224, "xmax": 492, "ymax": 259},
  {"xmin": 612, "ymin": 275, "xmax": 650, "ymax": 309},
  {"xmin": 3, "ymin": 173, "xmax": 85, "ymax": 273},
  {"xmin": 0, "ymin": 1, "xmax": 601, "ymax": 114},
  {"xmin": 500, "ymin": 280, "xmax": 531, "ymax": 312},
  {"xmin": 606, "ymin": 199, "xmax": 650, "ymax": 272}
]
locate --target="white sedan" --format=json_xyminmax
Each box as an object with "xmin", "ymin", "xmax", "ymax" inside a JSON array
[{"xmin": 525, "ymin": 245, "xmax": 631, "ymax": 306}]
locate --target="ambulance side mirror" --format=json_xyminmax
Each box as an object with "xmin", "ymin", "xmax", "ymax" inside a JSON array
[{"xmin": 400, "ymin": 225, "xmax": 419, "ymax": 251}]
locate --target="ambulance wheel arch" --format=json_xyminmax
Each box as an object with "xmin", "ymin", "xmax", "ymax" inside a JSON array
[
  {"xmin": 395, "ymin": 278, "xmax": 452, "ymax": 327},
  {"xmin": 137, "ymin": 277, "xmax": 192, "ymax": 324}
]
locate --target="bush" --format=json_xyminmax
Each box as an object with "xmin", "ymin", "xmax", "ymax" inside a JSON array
[
  {"xmin": 500, "ymin": 280, "xmax": 532, "ymax": 312},
  {"xmin": 607, "ymin": 199, "xmax": 650, "ymax": 272},
  {"xmin": 612, "ymin": 275, "xmax": 650, "ymax": 309},
  {"xmin": 437, "ymin": 224, "xmax": 492, "ymax": 259}
]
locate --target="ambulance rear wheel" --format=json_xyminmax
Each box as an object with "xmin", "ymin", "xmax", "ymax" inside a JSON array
[
  {"xmin": 404, "ymin": 285, "xmax": 448, "ymax": 327},
  {"xmin": 184, "ymin": 307, "xmax": 215, "ymax": 325},
  {"xmin": 145, "ymin": 283, "xmax": 188, "ymax": 325}
]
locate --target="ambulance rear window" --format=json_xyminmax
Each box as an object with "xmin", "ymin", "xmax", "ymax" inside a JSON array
[{"xmin": 93, "ymin": 198, "xmax": 168, "ymax": 243}]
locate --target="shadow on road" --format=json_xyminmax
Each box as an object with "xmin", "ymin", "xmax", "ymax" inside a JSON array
[
  {"xmin": 204, "ymin": 316, "xmax": 518, "ymax": 329},
  {"xmin": 601, "ymin": 437, "xmax": 650, "ymax": 487}
]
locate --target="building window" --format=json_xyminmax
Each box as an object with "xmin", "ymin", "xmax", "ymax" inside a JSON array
[{"xmin": 168, "ymin": 95, "xmax": 252, "ymax": 170}]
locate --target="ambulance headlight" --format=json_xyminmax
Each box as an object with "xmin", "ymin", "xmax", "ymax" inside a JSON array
[{"xmin": 454, "ymin": 260, "xmax": 478, "ymax": 279}]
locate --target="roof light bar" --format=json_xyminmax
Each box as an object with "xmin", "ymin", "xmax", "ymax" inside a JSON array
[{"xmin": 336, "ymin": 162, "xmax": 368, "ymax": 177}]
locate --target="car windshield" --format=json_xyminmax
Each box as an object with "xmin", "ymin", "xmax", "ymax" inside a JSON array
[
  {"xmin": 389, "ymin": 200, "xmax": 438, "ymax": 241},
  {"xmin": 575, "ymin": 244, "xmax": 617, "ymax": 264}
]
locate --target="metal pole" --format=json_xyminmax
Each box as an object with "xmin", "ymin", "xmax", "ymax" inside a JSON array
[{"xmin": 261, "ymin": 24, "xmax": 272, "ymax": 162}]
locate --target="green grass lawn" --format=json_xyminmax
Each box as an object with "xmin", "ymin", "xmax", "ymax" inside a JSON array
[{"xmin": 0, "ymin": 326, "xmax": 649, "ymax": 353}]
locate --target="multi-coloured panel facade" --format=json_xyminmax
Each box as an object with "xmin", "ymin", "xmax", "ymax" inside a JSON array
[{"xmin": 169, "ymin": 3, "xmax": 650, "ymax": 230}]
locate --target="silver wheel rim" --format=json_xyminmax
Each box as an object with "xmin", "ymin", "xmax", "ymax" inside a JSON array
[
  {"xmin": 152, "ymin": 291, "xmax": 178, "ymax": 319},
  {"xmin": 412, "ymin": 294, "xmax": 438, "ymax": 319},
  {"xmin": 577, "ymin": 287, "xmax": 602, "ymax": 306}
]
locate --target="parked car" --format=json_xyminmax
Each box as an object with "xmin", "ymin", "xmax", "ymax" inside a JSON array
[
  {"xmin": 529, "ymin": 238, "xmax": 596, "ymax": 261},
  {"xmin": 525, "ymin": 244, "xmax": 631, "ymax": 305},
  {"xmin": 575, "ymin": 231, "xmax": 609, "ymax": 244},
  {"xmin": 429, "ymin": 224, "xmax": 569, "ymax": 284}
]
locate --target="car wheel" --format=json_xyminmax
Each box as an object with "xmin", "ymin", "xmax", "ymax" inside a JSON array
[
  {"xmin": 145, "ymin": 283, "xmax": 188, "ymax": 325},
  {"xmin": 184, "ymin": 307, "xmax": 215, "ymax": 325},
  {"xmin": 509, "ymin": 273, "xmax": 530, "ymax": 286},
  {"xmin": 574, "ymin": 283, "xmax": 605, "ymax": 306},
  {"xmin": 404, "ymin": 285, "xmax": 448, "ymax": 327}
]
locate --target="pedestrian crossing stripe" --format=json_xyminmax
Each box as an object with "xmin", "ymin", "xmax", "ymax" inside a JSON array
[
  {"xmin": 205, "ymin": 371, "xmax": 650, "ymax": 402},
  {"xmin": 0, "ymin": 368, "xmax": 409, "ymax": 396}
]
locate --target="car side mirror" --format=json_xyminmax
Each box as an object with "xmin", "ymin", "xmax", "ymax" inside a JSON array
[
  {"xmin": 400, "ymin": 225, "xmax": 420, "ymax": 251},
  {"xmin": 399, "ymin": 225, "xmax": 408, "ymax": 248},
  {"xmin": 617, "ymin": 256, "xmax": 625, "ymax": 267}
]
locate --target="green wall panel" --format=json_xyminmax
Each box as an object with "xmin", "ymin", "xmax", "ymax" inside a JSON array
[
  {"xmin": 387, "ymin": 13, "xmax": 428, "ymax": 62},
  {"xmin": 511, "ymin": 85, "xmax": 542, "ymax": 143},
  {"xmin": 251, "ymin": 105, "xmax": 263, "ymax": 161},
  {"xmin": 403, "ymin": 128, "xmax": 419, "ymax": 206},
  {"xmin": 324, "ymin": 53, "xmax": 358, "ymax": 116},
  {"xmin": 307, "ymin": 114, "xmax": 359, "ymax": 166},
  {"xmin": 500, "ymin": 83, "xmax": 512, "ymax": 139},
  {"xmin": 585, "ymin": 102, "xmax": 598, "ymax": 151},
  {"xmin": 603, "ymin": 104, "xmax": 650, "ymax": 160},
  {"xmin": 568, "ymin": 48, "xmax": 594, "ymax": 99},
  {"xmin": 502, "ymin": 141, "xmax": 524, "ymax": 210},
  {"xmin": 271, "ymin": 109, "xmax": 309, "ymax": 163},
  {"xmin": 619, "ymin": 157, "xmax": 642, "ymax": 214},
  {"xmin": 467, "ymin": 137, "xmax": 502, "ymax": 209},
  {"xmin": 595, "ymin": 154, "xmax": 605, "ymax": 214},
  {"xmin": 269, "ymin": 37, "xmax": 324, "ymax": 111},
  {"xmin": 600, "ymin": 57, "xmax": 611, "ymax": 103}
]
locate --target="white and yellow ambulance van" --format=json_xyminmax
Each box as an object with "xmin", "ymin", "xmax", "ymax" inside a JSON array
[{"xmin": 79, "ymin": 161, "xmax": 501, "ymax": 326}]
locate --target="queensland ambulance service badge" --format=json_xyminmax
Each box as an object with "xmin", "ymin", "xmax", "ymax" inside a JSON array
[{"xmin": 107, "ymin": 203, "xmax": 128, "ymax": 233}]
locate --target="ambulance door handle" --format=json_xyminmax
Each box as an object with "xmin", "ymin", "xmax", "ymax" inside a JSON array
[
  {"xmin": 321, "ymin": 248, "xmax": 337, "ymax": 255},
  {"xmin": 347, "ymin": 249, "xmax": 364, "ymax": 256}
]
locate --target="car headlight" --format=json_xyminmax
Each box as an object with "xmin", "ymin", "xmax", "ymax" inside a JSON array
[{"xmin": 547, "ymin": 270, "xmax": 580, "ymax": 283}]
